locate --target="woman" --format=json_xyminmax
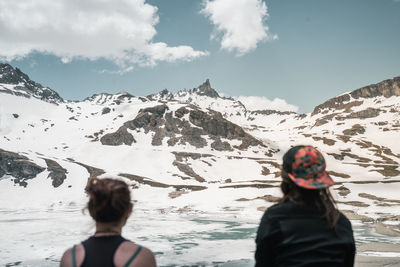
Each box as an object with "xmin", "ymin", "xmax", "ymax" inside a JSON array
[
  {"xmin": 61, "ymin": 178, "xmax": 156, "ymax": 267},
  {"xmin": 255, "ymin": 145, "xmax": 355, "ymax": 266}
]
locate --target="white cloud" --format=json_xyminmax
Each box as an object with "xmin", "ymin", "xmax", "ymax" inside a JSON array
[
  {"xmin": 0, "ymin": 0, "xmax": 208, "ymax": 68},
  {"xmin": 201, "ymin": 0, "xmax": 277, "ymax": 55},
  {"xmin": 235, "ymin": 96, "xmax": 299, "ymax": 112}
]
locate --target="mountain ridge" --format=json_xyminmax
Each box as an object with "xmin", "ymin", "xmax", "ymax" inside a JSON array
[
  {"xmin": 0, "ymin": 63, "xmax": 63, "ymax": 104},
  {"xmin": 0, "ymin": 64, "xmax": 399, "ymax": 188}
]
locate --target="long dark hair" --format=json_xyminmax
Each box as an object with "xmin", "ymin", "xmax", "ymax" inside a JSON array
[
  {"xmin": 280, "ymin": 146, "xmax": 339, "ymax": 230},
  {"xmin": 85, "ymin": 178, "xmax": 132, "ymax": 223}
]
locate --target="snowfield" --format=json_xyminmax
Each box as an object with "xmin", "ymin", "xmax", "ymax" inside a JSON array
[{"xmin": 1, "ymin": 75, "xmax": 400, "ymax": 265}]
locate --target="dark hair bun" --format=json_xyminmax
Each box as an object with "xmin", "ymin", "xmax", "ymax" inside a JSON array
[{"xmin": 86, "ymin": 178, "xmax": 132, "ymax": 223}]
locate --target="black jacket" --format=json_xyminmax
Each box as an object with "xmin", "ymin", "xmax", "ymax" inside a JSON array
[{"xmin": 255, "ymin": 201, "xmax": 355, "ymax": 267}]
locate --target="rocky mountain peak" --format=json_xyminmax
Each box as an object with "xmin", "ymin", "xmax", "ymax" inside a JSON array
[
  {"xmin": 193, "ymin": 79, "xmax": 220, "ymax": 98},
  {"xmin": 312, "ymin": 76, "xmax": 400, "ymax": 115},
  {"xmin": 350, "ymin": 76, "xmax": 400, "ymax": 99},
  {"xmin": 0, "ymin": 63, "xmax": 31, "ymax": 85},
  {"xmin": 0, "ymin": 63, "xmax": 63, "ymax": 104},
  {"xmin": 146, "ymin": 88, "xmax": 174, "ymax": 101}
]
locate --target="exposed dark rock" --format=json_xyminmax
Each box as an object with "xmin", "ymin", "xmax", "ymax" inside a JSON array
[
  {"xmin": 314, "ymin": 113, "xmax": 338, "ymax": 126},
  {"xmin": 43, "ymin": 158, "xmax": 67, "ymax": 187},
  {"xmin": 251, "ymin": 110, "xmax": 295, "ymax": 116},
  {"xmin": 220, "ymin": 183, "xmax": 276, "ymax": 189},
  {"xmin": 146, "ymin": 89, "xmax": 174, "ymax": 100},
  {"xmin": 12, "ymin": 113, "xmax": 19, "ymax": 118},
  {"xmin": 311, "ymin": 136, "xmax": 336, "ymax": 146},
  {"xmin": 117, "ymin": 92, "xmax": 135, "ymax": 100},
  {"xmin": 192, "ymin": 79, "xmax": 220, "ymax": 98},
  {"xmin": 350, "ymin": 77, "xmax": 400, "ymax": 99},
  {"xmin": 296, "ymin": 114, "xmax": 307, "ymax": 119},
  {"xmin": 84, "ymin": 93, "xmax": 113, "ymax": 104},
  {"xmin": 211, "ymin": 138, "xmax": 233, "ymax": 151},
  {"xmin": 343, "ymin": 124, "xmax": 365, "ymax": 136},
  {"xmin": 342, "ymin": 162, "xmax": 400, "ymax": 177},
  {"xmin": 125, "ymin": 112, "xmax": 152, "ymax": 129},
  {"xmin": 343, "ymin": 108, "xmax": 381, "ymax": 120},
  {"xmin": 102, "ymin": 107, "xmax": 111, "ymax": 115},
  {"xmin": 336, "ymin": 135, "xmax": 351, "ymax": 143},
  {"xmin": 0, "ymin": 148, "xmax": 45, "ymax": 187},
  {"xmin": 171, "ymin": 152, "xmax": 213, "ymax": 182},
  {"xmin": 123, "ymin": 104, "xmax": 168, "ymax": 130},
  {"xmin": 140, "ymin": 105, "xmax": 169, "ymax": 116},
  {"xmin": 189, "ymin": 109, "xmax": 263, "ymax": 149},
  {"xmin": 236, "ymin": 194, "xmax": 280, "ymax": 202},
  {"xmin": 327, "ymin": 151, "xmax": 371, "ymax": 163},
  {"xmin": 313, "ymin": 99, "xmax": 363, "ymax": 116},
  {"xmin": 312, "ymin": 76, "xmax": 400, "ymax": 115},
  {"xmin": 327, "ymin": 171, "xmax": 350, "ymax": 178},
  {"xmin": 354, "ymin": 140, "xmax": 399, "ymax": 165},
  {"xmin": 175, "ymin": 107, "xmax": 190, "ymax": 118},
  {"xmin": 0, "ymin": 63, "xmax": 63, "ymax": 103},
  {"xmin": 172, "ymin": 152, "xmax": 213, "ymax": 161},
  {"xmin": 102, "ymin": 104, "xmax": 263, "ymax": 150},
  {"xmin": 119, "ymin": 173, "xmax": 207, "ymax": 191},
  {"xmin": 180, "ymin": 126, "xmax": 207, "ymax": 148},
  {"xmin": 261, "ymin": 166, "xmax": 271, "ymax": 176},
  {"xmin": 68, "ymin": 159, "xmax": 105, "ymax": 179},
  {"xmin": 334, "ymin": 185, "xmax": 351, "ymax": 196},
  {"xmin": 100, "ymin": 126, "xmax": 135, "ymax": 146},
  {"xmin": 173, "ymin": 161, "xmax": 206, "ymax": 182}
]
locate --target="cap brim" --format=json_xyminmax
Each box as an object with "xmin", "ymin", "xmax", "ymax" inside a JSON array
[{"xmin": 288, "ymin": 171, "xmax": 334, "ymax": 189}]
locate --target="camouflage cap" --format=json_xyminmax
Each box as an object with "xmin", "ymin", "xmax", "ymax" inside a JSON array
[{"xmin": 285, "ymin": 145, "xmax": 334, "ymax": 189}]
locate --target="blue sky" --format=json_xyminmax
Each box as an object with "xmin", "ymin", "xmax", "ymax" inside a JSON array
[{"xmin": 1, "ymin": 0, "xmax": 399, "ymax": 112}]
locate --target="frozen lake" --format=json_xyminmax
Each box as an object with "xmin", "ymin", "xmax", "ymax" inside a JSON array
[{"xmin": 1, "ymin": 205, "xmax": 400, "ymax": 267}]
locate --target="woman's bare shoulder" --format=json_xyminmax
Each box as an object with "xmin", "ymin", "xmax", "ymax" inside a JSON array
[
  {"xmin": 115, "ymin": 241, "xmax": 156, "ymax": 267},
  {"xmin": 60, "ymin": 244, "xmax": 85, "ymax": 267}
]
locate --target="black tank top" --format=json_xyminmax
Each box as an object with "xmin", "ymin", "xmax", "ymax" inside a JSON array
[{"xmin": 81, "ymin": 235, "xmax": 130, "ymax": 267}]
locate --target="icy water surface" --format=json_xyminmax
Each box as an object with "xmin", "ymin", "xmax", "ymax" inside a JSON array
[{"xmin": 1, "ymin": 206, "xmax": 400, "ymax": 266}]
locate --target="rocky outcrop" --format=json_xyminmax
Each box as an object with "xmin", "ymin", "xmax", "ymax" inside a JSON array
[
  {"xmin": 312, "ymin": 77, "xmax": 400, "ymax": 115},
  {"xmin": 251, "ymin": 110, "xmax": 296, "ymax": 116},
  {"xmin": 189, "ymin": 109, "xmax": 263, "ymax": 149},
  {"xmin": 312, "ymin": 94, "xmax": 352, "ymax": 115},
  {"xmin": 0, "ymin": 63, "xmax": 63, "ymax": 103},
  {"xmin": 0, "ymin": 149, "xmax": 45, "ymax": 187},
  {"xmin": 172, "ymin": 161, "xmax": 206, "ymax": 182},
  {"xmin": 351, "ymin": 77, "xmax": 400, "ymax": 99},
  {"xmin": 343, "ymin": 124, "xmax": 366, "ymax": 136},
  {"xmin": 211, "ymin": 138, "xmax": 233, "ymax": 151},
  {"xmin": 147, "ymin": 89, "xmax": 174, "ymax": 101},
  {"xmin": 101, "ymin": 104, "xmax": 264, "ymax": 150},
  {"xmin": 68, "ymin": 159, "xmax": 105, "ymax": 179},
  {"xmin": 102, "ymin": 107, "xmax": 111, "ymax": 115},
  {"xmin": 344, "ymin": 108, "xmax": 381, "ymax": 120},
  {"xmin": 119, "ymin": 173, "xmax": 207, "ymax": 191},
  {"xmin": 44, "ymin": 158, "xmax": 67, "ymax": 187},
  {"xmin": 100, "ymin": 126, "xmax": 135, "ymax": 146},
  {"xmin": 192, "ymin": 79, "xmax": 220, "ymax": 98}
]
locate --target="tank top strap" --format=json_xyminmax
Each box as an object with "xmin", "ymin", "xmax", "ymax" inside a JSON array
[
  {"xmin": 71, "ymin": 245, "xmax": 77, "ymax": 267},
  {"xmin": 123, "ymin": 245, "xmax": 142, "ymax": 267}
]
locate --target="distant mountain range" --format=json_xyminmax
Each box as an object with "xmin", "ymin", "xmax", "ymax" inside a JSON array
[{"xmin": 0, "ymin": 63, "xmax": 399, "ymax": 192}]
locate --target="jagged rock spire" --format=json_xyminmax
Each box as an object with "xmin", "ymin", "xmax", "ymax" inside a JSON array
[{"xmin": 193, "ymin": 79, "xmax": 220, "ymax": 98}]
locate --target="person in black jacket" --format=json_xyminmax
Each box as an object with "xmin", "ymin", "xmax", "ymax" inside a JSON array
[{"xmin": 255, "ymin": 145, "xmax": 355, "ymax": 267}]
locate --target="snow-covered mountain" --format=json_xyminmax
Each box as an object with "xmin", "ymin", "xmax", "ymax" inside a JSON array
[
  {"xmin": 0, "ymin": 64, "xmax": 399, "ymax": 265},
  {"xmin": 0, "ymin": 63, "xmax": 63, "ymax": 104}
]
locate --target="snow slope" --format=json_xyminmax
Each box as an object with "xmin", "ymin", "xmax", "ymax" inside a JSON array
[{"xmin": 0, "ymin": 70, "xmax": 399, "ymax": 265}]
